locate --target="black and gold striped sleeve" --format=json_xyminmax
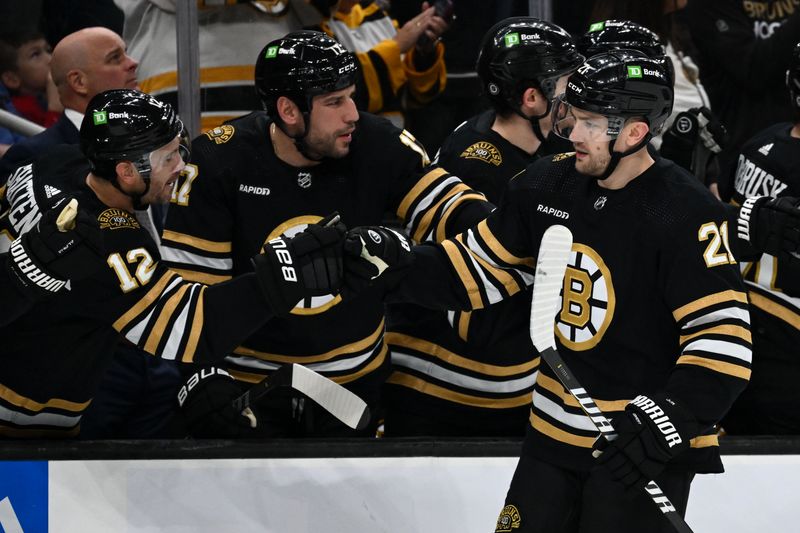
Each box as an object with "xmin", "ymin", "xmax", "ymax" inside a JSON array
[{"xmin": 110, "ymin": 264, "xmax": 272, "ymax": 364}]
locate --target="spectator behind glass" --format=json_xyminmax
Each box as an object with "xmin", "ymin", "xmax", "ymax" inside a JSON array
[
  {"xmin": 686, "ymin": 0, "xmax": 800, "ymax": 201},
  {"xmin": 0, "ymin": 29, "xmax": 61, "ymax": 128},
  {"xmin": 0, "ymin": 27, "xmax": 139, "ymax": 181},
  {"xmin": 311, "ymin": 0, "xmax": 448, "ymax": 128}
]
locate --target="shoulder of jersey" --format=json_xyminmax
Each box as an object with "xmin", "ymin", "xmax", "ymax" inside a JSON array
[
  {"xmin": 507, "ymin": 152, "xmax": 576, "ymax": 193},
  {"xmin": 194, "ymin": 111, "xmax": 267, "ymax": 150}
]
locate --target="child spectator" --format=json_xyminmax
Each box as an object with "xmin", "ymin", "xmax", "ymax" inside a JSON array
[{"xmin": 0, "ymin": 30, "xmax": 61, "ymax": 129}]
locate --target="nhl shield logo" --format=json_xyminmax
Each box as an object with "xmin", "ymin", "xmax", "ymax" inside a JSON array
[
  {"xmin": 593, "ymin": 196, "xmax": 607, "ymax": 210},
  {"xmin": 297, "ymin": 171, "xmax": 312, "ymax": 189}
]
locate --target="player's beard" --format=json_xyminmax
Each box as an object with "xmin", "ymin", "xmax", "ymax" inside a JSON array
[
  {"xmin": 573, "ymin": 143, "xmax": 612, "ymax": 178},
  {"xmin": 141, "ymin": 171, "xmax": 180, "ymax": 205},
  {"xmin": 303, "ymin": 126, "xmax": 354, "ymax": 160}
]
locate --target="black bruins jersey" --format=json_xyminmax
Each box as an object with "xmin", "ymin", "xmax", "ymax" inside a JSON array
[
  {"xmin": 0, "ymin": 145, "xmax": 273, "ymax": 438},
  {"xmin": 386, "ymin": 111, "xmax": 571, "ymax": 435},
  {"xmin": 161, "ymin": 111, "xmax": 490, "ymax": 411},
  {"xmin": 392, "ymin": 154, "xmax": 751, "ymax": 472},
  {"xmin": 723, "ymin": 122, "xmax": 800, "ymax": 433}
]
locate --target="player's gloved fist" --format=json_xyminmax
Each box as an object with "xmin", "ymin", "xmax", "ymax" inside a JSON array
[
  {"xmin": 177, "ymin": 366, "xmax": 258, "ymax": 438},
  {"xmin": 342, "ymin": 226, "xmax": 413, "ymax": 298},
  {"xmin": 660, "ymin": 107, "xmax": 727, "ymax": 178},
  {"xmin": 593, "ymin": 394, "xmax": 697, "ymax": 492},
  {"xmin": 737, "ymin": 195, "xmax": 800, "ymax": 259},
  {"xmin": 6, "ymin": 197, "xmax": 104, "ymax": 299},
  {"xmin": 252, "ymin": 212, "xmax": 345, "ymax": 316}
]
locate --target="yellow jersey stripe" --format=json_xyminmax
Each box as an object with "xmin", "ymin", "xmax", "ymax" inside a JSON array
[
  {"xmin": 537, "ymin": 373, "xmax": 629, "ymax": 412},
  {"xmin": 433, "ymin": 191, "xmax": 487, "ymax": 242},
  {"xmin": 169, "ymin": 268, "xmax": 232, "ymax": 285},
  {"xmin": 233, "ymin": 320, "xmax": 385, "ymax": 363},
  {"xmin": 387, "ymin": 371, "xmax": 533, "ymax": 408},
  {"xmin": 673, "ymin": 290, "xmax": 749, "ymax": 322},
  {"xmin": 162, "ymin": 229, "xmax": 232, "ymax": 253},
  {"xmin": 0, "ymin": 383, "xmax": 90, "ymax": 413},
  {"xmin": 477, "ymin": 220, "xmax": 534, "ymax": 268},
  {"xmin": 113, "ymin": 271, "xmax": 180, "ymax": 332},
  {"xmin": 531, "ymin": 411, "xmax": 596, "ymax": 447},
  {"xmin": 677, "ymin": 354, "xmax": 751, "ymax": 380},
  {"xmin": 397, "ymin": 167, "xmax": 448, "ymax": 220},
  {"xmin": 441, "ymin": 240, "xmax": 483, "ymax": 309},
  {"xmin": 181, "ymin": 285, "xmax": 207, "ymax": 363},
  {"xmin": 386, "ymin": 332, "xmax": 539, "ymax": 375},
  {"xmin": 749, "ymin": 291, "xmax": 800, "ymax": 329},
  {"xmin": 144, "ymin": 284, "xmax": 192, "ymax": 354},
  {"xmin": 679, "ymin": 324, "xmax": 752, "ymax": 345}
]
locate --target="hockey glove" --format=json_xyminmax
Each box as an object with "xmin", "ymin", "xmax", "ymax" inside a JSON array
[
  {"xmin": 6, "ymin": 197, "xmax": 104, "ymax": 300},
  {"xmin": 737, "ymin": 195, "xmax": 800, "ymax": 259},
  {"xmin": 593, "ymin": 394, "xmax": 698, "ymax": 492},
  {"xmin": 252, "ymin": 212, "xmax": 346, "ymax": 316},
  {"xmin": 177, "ymin": 366, "xmax": 258, "ymax": 438},
  {"xmin": 660, "ymin": 107, "xmax": 727, "ymax": 183},
  {"xmin": 342, "ymin": 226, "xmax": 413, "ymax": 299}
]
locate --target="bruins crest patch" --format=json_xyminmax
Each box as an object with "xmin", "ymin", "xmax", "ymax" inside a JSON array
[
  {"xmin": 460, "ymin": 141, "xmax": 502, "ymax": 166},
  {"xmin": 551, "ymin": 152, "xmax": 575, "ymax": 162},
  {"xmin": 495, "ymin": 504, "xmax": 521, "ymax": 532},
  {"xmin": 204, "ymin": 124, "xmax": 235, "ymax": 144},
  {"xmin": 98, "ymin": 208, "xmax": 141, "ymax": 230}
]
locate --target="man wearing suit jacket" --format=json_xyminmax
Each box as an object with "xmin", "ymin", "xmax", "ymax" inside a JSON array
[{"xmin": 0, "ymin": 27, "xmax": 139, "ymax": 180}]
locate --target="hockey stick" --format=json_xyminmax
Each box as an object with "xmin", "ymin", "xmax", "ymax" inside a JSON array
[
  {"xmin": 529, "ymin": 225, "xmax": 694, "ymax": 533},
  {"xmin": 232, "ymin": 364, "xmax": 371, "ymax": 430}
]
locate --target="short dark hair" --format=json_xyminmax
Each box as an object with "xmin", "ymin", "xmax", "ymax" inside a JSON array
[{"xmin": 0, "ymin": 29, "xmax": 47, "ymax": 74}]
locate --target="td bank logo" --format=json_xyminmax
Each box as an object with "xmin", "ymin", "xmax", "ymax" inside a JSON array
[
  {"xmin": 627, "ymin": 65, "xmax": 643, "ymax": 79},
  {"xmin": 504, "ymin": 32, "xmax": 520, "ymax": 47},
  {"xmin": 265, "ymin": 46, "xmax": 278, "ymax": 59},
  {"xmin": 92, "ymin": 110, "xmax": 107, "ymax": 125},
  {"xmin": 589, "ymin": 22, "xmax": 605, "ymax": 32}
]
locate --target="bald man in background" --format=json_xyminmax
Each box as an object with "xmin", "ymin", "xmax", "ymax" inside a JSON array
[{"xmin": 0, "ymin": 26, "xmax": 138, "ymax": 180}]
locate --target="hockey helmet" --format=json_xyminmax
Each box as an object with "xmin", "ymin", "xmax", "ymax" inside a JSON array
[
  {"xmin": 577, "ymin": 20, "xmax": 667, "ymax": 60},
  {"xmin": 786, "ymin": 42, "xmax": 800, "ymax": 114},
  {"xmin": 476, "ymin": 17, "xmax": 584, "ymax": 114},
  {"xmin": 254, "ymin": 31, "xmax": 358, "ymax": 116},
  {"xmin": 80, "ymin": 89, "xmax": 185, "ymax": 180},
  {"xmin": 553, "ymin": 49, "xmax": 674, "ymax": 141}
]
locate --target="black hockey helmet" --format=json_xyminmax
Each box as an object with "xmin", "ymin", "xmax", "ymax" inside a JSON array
[
  {"xmin": 476, "ymin": 17, "xmax": 584, "ymax": 115},
  {"xmin": 786, "ymin": 42, "xmax": 800, "ymax": 114},
  {"xmin": 578, "ymin": 20, "xmax": 667, "ymax": 60},
  {"xmin": 254, "ymin": 30, "xmax": 358, "ymax": 116},
  {"xmin": 556, "ymin": 49, "xmax": 673, "ymax": 137},
  {"xmin": 80, "ymin": 89, "xmax": 185, "ymax": 180}
]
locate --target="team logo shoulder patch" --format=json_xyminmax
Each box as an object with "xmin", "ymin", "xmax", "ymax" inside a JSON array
[
  {"xmin": 98, "ymin": 208, "xmax": 141, "ymax": 230},
  {"xmin": 551, "ymin": 152, "xmax": 575, "ymax": 162},
  {"xmin": 204, "ymin": 124, "xmax": 235, "ymax": 144},
  {"xmin": 495, "ymin": 504, "xmax": 521, "ymax": 532},
  {"xmin": 460, "ymin": 141, "xmax": 502, "ymax": 166}
]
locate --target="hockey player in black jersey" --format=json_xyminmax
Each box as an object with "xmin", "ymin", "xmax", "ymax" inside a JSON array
[
  {"xmin": 385, "ymin": 18, "xmax": 583, "ymax": 437},
  {"xmin": 0, "ymin": 89, "xmax": 344, "ymax": 438},
  {"xmin": 720, "ymin": 42, "xmax": 800, "ymax": 435},
  {"xmin": 348, "ymin": 50, "xmax": 752, "ymax": 531},
  {"xmin": 161, "ymin": 31, "xmax": 491, "ymax": 438}
]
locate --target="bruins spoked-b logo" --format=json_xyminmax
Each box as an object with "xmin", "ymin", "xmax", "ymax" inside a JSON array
[
  {"xmin": 495, "ymin": 504, "xmax": 521, "ymax": 532},
  {"xmin": 556, "ymin": 243, "xmax": 615, "ymax": 351},
  {"xmin": 204, "ymin": 124, "xmax": 235, "ymax": 144},
  {"xmin": 460, "ymin": 141, "xmax": 502, "ymax": 166}
]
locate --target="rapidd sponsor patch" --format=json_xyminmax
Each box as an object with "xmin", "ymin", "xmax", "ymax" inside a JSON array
[
  {"xmin": 460, "ymin": 141, "xmax": 502, "ymax": 166},
  {"xmin": 98, "ymin": 208, "xmax": 141, "ymax": 230},
  {"xmin": 495, "ymin": 504, "xmax": 521, "ymax": 532},
  {"xmin": 204, "ymin": 124, "xmax": 235, "ymax": 144}
]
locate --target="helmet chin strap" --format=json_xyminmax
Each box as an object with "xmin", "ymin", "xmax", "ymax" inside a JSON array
[{"xmin": 597, "ymin": 133, "xmax": 652, "ymax": 181}]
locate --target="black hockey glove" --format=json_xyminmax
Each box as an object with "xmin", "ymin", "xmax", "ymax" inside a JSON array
[
  {"xmin": 252, "ymin": 212, "xmax": 345, "ymax": 316},
  {"xmin": 660, "ymin": 107, "xmax": 727, "ymax": 183},
  {"xmin": 177, "ymin": 366, "xmax": 258, "ymax": 438},
  {"xmin": 6, "ymin": 197, "xmax": 104, "ymax": 300},
  {"xmin": 737, "ymin": 195, "xmax": 800, "ymax": 259},
  {"xmin": 342, "ymin": 226, "xmax": 413, "ymax": 299},
  {"xmin": 593, "ymin": 394, "xmax": 698, "ymax": 493}
]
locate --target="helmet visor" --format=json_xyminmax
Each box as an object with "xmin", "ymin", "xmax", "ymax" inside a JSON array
[{"xmin": 551, "ymin": 94, "xmax": 625, "ymax": 142}]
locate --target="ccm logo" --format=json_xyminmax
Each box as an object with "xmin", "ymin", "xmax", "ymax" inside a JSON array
[
  {"xmin": 268, "ymin": 237, "xmax": 297, "ymax": 282},
  {"xmin": 537, "ymin": 204, "xmax": 569, "ymax": 220}
]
